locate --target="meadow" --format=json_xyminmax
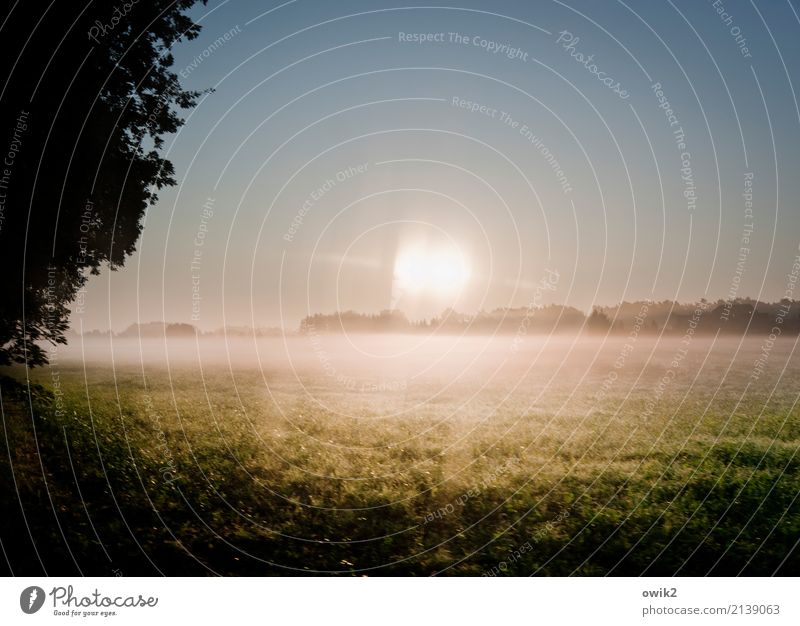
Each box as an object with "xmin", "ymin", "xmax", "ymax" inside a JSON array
[{"xmin": 2, "ymin": 333, "xmax": 799, "ymax": 575}]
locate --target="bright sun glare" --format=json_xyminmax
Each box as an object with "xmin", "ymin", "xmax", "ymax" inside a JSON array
[{"xmin": 393, "ymin": 245, "xmax": 471, "ymax": 295}]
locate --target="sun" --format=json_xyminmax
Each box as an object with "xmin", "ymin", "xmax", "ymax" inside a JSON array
[{"xmin": 393, "ymin": 244, "xmax": 470, "ymax": 295}]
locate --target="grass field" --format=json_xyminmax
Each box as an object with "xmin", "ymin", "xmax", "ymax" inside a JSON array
[{"xmin": 2, "ymin": 334, "xmax": 799, "ymax": 575}]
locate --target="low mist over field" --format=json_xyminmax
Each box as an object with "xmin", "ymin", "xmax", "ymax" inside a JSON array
[
  {"xmin": 51, "ymin": 333, "xmax": 799, "ymax": 443},
  {"xmin": 5, "ymin": 332, "xmax": 796, "ymax": 575},
  {"xmin": 56, "ymin": 331, "xmax": 794, "ymax": 391}
]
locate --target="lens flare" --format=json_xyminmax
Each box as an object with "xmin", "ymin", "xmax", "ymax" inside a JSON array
[{"xmin": 393, "ymin": 245, "xmax": 470, "ymax": 295}]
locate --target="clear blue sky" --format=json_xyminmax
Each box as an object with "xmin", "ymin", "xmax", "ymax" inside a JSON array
[{"xmin": 77, "ymin": 0, "xmax": 800, "ymax": 331}]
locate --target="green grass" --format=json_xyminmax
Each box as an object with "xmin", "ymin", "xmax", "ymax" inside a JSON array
[{"xmin": 2, "ymin": 337, "xmax": 799, "ymax": 575}]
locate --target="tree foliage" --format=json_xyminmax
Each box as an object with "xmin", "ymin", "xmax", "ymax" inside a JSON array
[{"xmin": 0, "ymin": 0, "xmax": 206, "ymax": 366}]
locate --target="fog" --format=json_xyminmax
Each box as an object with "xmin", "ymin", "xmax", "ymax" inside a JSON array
[{"xmin": 53, "ymin": 334, "xmax": 795, "ymax": 394}]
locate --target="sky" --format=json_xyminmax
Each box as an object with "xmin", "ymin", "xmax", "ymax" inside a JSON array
[{"xmin": 74, "ymin": 0, "xmax": 800, "ymax": 331}]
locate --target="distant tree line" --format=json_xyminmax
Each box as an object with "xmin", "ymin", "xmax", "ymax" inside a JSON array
[
  {"xmin": 299, "ymin": 298, "xmax": 800, "ymax": 336},
  {"xmin": 69, "ymin": 298, "xmax": 800, "ymax": 339},
  {"xmin": 80, "ymin": 322, "xmax": 285, "ymax": 338}
]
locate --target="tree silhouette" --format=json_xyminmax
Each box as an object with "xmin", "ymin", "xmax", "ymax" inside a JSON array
[
  {"xmin": 587, "ymin": 307, "xmax": 611, "ymax": 333},
  {"xmin": 0, "ymin": 1, "xmax": 207, "ymax": 366}
]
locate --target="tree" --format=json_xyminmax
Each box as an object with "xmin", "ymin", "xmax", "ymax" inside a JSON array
[
  {"xmin": 587, "ymin": 307, "xmax": 611, "ymax": 333},
  {"xmin": 0, "ymin": 1, "xmax": 207, "ymax": 366}
]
